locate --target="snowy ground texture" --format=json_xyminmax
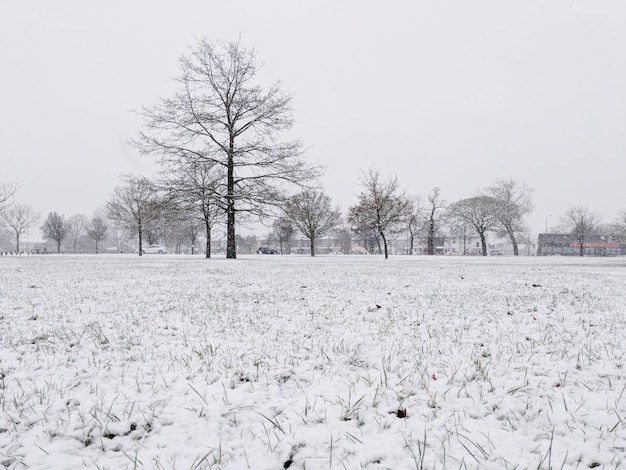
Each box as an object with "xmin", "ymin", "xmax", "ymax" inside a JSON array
[{"xmin": 1, "ymin": 255, "xmax": 625, "ymax": 469}]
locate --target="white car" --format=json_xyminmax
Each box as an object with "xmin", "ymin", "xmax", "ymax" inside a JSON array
[{"xmin": 142, "ymin": 244, "xmax": 167, "ymax": 254}]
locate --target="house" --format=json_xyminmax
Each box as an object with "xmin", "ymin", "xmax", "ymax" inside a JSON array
[{"xmin": 537, "ymin": 233, "xmax": 625, "ymax": 256}]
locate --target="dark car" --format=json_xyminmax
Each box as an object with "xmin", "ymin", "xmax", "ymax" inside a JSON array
[{"xmin": 257, "ymin": 246, "xmax": 278, "ymax": 254}]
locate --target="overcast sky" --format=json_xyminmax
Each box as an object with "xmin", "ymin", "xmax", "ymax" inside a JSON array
[{"xmin": 1, "ymin": 1, "xmax": 624, "ymax": 239}]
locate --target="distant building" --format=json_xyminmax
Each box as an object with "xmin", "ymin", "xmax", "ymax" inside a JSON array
[{"xmin": 537, "ymin": 233, "xmax": 625, "ymax": 256}]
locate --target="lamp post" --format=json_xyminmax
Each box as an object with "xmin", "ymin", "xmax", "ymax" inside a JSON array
[
  {"xmin": 543, "ymin": 214, "xmax": 552, "ymax": 256},
  {"xmin": 545, "ymin": 214, "xmax": 552, "ymax": 234}
]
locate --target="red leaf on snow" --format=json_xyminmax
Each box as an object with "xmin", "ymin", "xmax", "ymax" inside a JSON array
[{"xmin": 389, "ymin": 408, "xmax": 408, "ymax": 418}]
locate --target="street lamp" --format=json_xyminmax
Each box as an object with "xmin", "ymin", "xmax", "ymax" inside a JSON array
[{"xmin": 543, "ymin": 214, "xmax": 552, "ymax": 256}]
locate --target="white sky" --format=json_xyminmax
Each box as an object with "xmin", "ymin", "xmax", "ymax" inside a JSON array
[{"xmin": 1, "ymin": 1, "xmax": 624, "ymax": 238}]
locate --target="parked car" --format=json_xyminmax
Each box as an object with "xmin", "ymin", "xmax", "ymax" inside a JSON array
[
  {"xmin": 257, "ymin": 246, "xmax": 278, "ymax": 254},
  {"xmin": 142, "ymin": 245, "xmax": 167, "ymax": 254}
]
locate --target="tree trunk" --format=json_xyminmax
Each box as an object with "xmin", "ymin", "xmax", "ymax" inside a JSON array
[
  {"xmin": 95, "ymin": 240, "xmax": 99, "ymax": 254},
  {"xmin": 309, "ymin": 235, "xmax": 315, "ymax": 257},
  {"xmin": 506, "ymin": 225, "xmax": 519, "ymax": 256},
  {"xmin": 138, "ymin": 226, "xmax": 143, "ymax": 256},
  {"xmin": 226, "ymin": 148, "xmax": 236, "ymax": 259},
  {"xmin": 579, "ymin": 240, "xmax": 584, "ymax": 256},
  {"xmin": 427, "ymin": 220, "xmax": 435, "ymax": 255},
  {"xmin": 56, "ymin": 240, "xmax": 61, "ymax": 254},
  {"xmin": 381, "ymin": 231, "xmax": 389, "ymax": 259},
  {"xmin": 205, "ymin": 222, "xmax": 212, "ymax": 259},
  {"xmin": 479, "ymin": 231, "xmax": 488, "ymax": 256},
  {"xmin": 16, "ymin": 233, "xmax": 20, "ymax": 253},
  {"xmin": 409, "ymin": 233, "xmax": 414, "ymax": 255}
]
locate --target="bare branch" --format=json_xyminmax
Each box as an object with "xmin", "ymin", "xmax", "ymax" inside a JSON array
[{"xmin": 0, "ymin": 182, "xmax": 19, "ymax": 213}]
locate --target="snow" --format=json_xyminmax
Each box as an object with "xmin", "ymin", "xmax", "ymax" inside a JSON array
[{"xmin": 1, "ymin": 254, "xmax": 625, "ymax": 469}]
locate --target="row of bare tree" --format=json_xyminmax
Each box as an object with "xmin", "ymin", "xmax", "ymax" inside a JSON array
[
  {"xmin": 0, "ymin": 165, "xmax": 620, "ymax": 258},
  {"xmin": 0, "ymin": 186, "xmax": 109, "ymax": 254},
  {"xmin": 273, "ymin": 172, "xmax": 535, "ymax": 258},
  {"xmin": 113, "ymin": 38, "xmax": 540, "ymax": 259},
  {"xmin": 0, "ymin": 38, "xmax": 619, "ymax": 257}
]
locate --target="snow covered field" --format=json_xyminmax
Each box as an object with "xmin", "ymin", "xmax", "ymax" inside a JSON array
[{"xmin": 1, "ymin": 255, "xmax": 625, "ymax": 469}]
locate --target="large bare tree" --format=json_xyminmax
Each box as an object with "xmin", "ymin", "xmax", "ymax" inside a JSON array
[
  {"xmin": 134, "ymin": 38, "xmax": 321, "ymax": 259},
  {"xmin": 1, "ymin": 203, "xmax": 40, "ymax": 252},
  {"xmin": 561, "ymin": 206, "xmax": 601, "ymax": 256},
  {"xmin": 41, "ymin": 212, "xmax": 67, "ymax": 253},
  {"xmin": 284, "ymin": 190, "xmax": 341, "ymax": 256},
  {"xmin": 106, "ymin": 176, "xmax": 162, "ymax": 256},
  {"xmin": 447, "ymin": 196, "xmax": 499, "ymax": 256},
  {"xmin": 487, "ymin": 179, "xmax": 533, "ymax": 256},
  {"xmin": 348, "ymin": 169, "xmax": 410, "ymax": 259}
]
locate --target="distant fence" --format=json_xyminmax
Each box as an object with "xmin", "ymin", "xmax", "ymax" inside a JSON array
[{"xmin": 0, "ymin": 249, "xmax": 47, "ymax": 255}]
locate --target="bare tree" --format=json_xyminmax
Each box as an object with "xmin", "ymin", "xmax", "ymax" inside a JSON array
[
  {"xmin": 134, "ymin": 38, "xmax": 321, "ymax": 259},
  {"xmin": 163, "ymin": 161, "xmax": 222, "ymax": 258},
  {"xmin": 348, "ymin": 206, "xmax": 380, "ymax": 254},
  {"xmin": 426, "ymin": 188, "xmax": 445, "ymax": 255},
  {"xmin": 447, "ymin": 196, "xmax": 499, "ymax": 256},
  {"xmin": 561, "ymin": 206, "xmax": 601, "ymax": 256},
  {"xmin": 487, "ymin": 179, "xmax": 533, "ymax": 256},
  {"xmin": 66, "ymin": 214, "xmax": 89, "ymax": 253},
  {"xmin": 1, "ymin": 203, "xmax": 40, "ymax": 252},
  {"xmin": 41, "ymin": 212, "xmax": 67, "ymax": 253},
  {"xmin": 334, "ymin": 226, "xmax": 353, "ymax": 255},
  {"xmin": 272, "ymin": 217, "xmax": 294, "ymax": 254},
  {"xmin": 348, "ymin": 169, "xmax": 411, "ymax": 259},
  {"xmin": 406, "ymin": 196, "xmax": 424, "ymax": 255},
  {"xmin": 106, "ymin": 176, "xmax": 162, "ymax": 256},
  {"xmin": 182, "ymin": 218, "xmax": 201, "ymax": 255},
  {"xmin": 0, "ymin": 182, "xmax": 18, "ymax": 214},
  {"xmin": 87, "ymin": 215, "xmax": 108, "ymax": 254},
  {"xmin": 284, "ymin": 190, "xmax": 341, "ymax": 256}
]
